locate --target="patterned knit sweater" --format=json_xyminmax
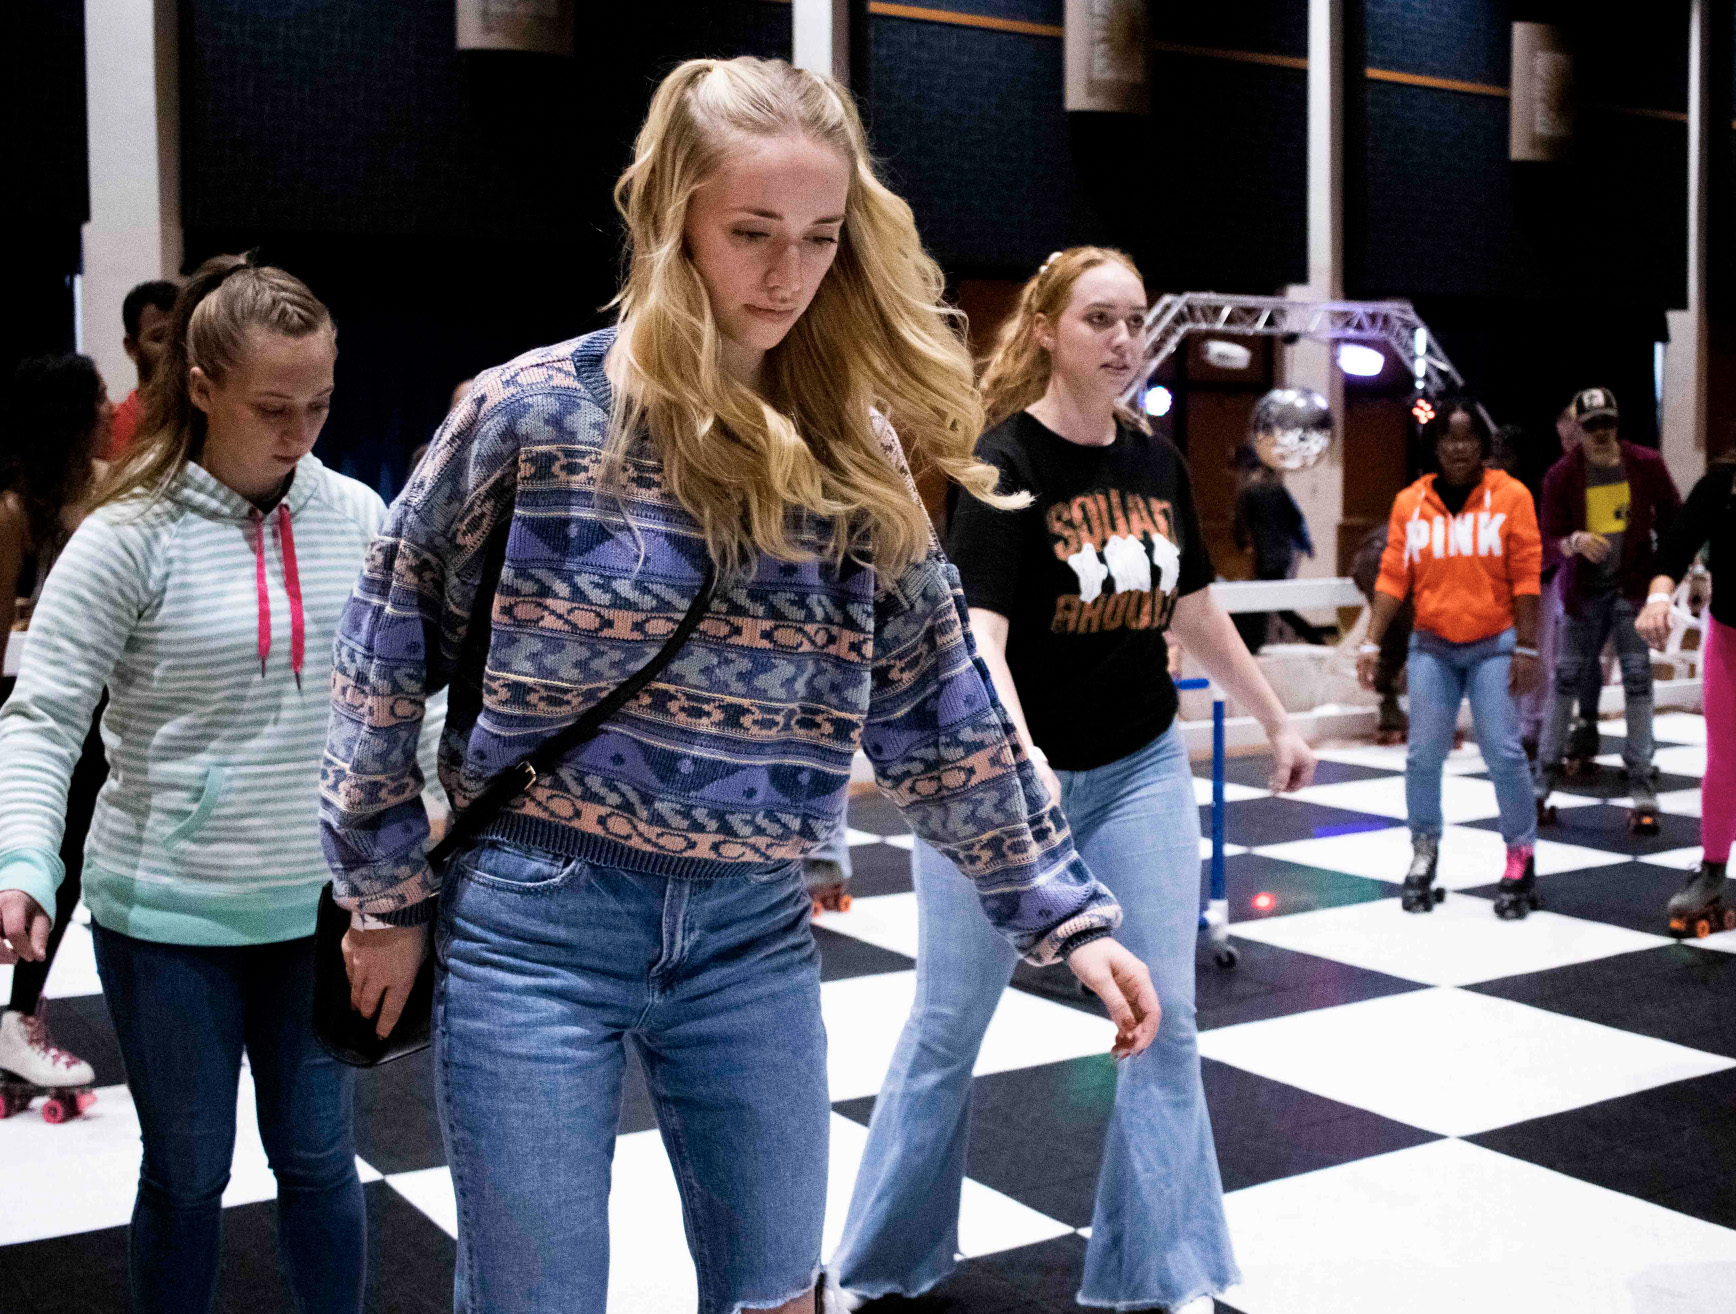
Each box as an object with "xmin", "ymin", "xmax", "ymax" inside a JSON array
[{"xmin": 319, "ymin": 329, "xmax": 1120, "ymax": 964}]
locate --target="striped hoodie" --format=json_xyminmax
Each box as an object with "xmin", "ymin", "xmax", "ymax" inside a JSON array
[
  {"xmin": 319, "ymin": 328, "xmax": 1121, "ymax": 966},
  {"xmin": 0, "ymin": 454, "xmax": 434, "ymax": 946}
]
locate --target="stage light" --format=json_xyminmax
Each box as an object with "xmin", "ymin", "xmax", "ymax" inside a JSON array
[
  {"xmin": 1337, "ymin": 343, "xmax": 1385, "ymax": 377},
  {"xmin": 1252, "ymin": 892, "xmax": 1276, "ymax": 912},
  {"xmin": 1142, "ymin": 385, "xmax": 1173, "ymax": 418},
  {"xmin": 1412, "ymin": 397, "xmax": 1436, "ymax": 424}
]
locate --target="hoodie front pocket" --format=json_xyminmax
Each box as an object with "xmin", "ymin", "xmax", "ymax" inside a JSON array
[{"xmin": 163, "ymin": 766, "xmax": 230, "ymax": 850}]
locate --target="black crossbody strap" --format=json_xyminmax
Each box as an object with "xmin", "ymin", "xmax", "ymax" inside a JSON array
[{"xmin": 428, "ymin": 558, "xmax": 717, "ymax": 867}]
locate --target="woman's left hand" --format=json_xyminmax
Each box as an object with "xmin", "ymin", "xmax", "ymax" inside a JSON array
[
  {"xmin": 1508, "ymin": 652, "xmax": 1541, "ymax": 697},
  {"xmin": 1267, "ymin": 725, "xmax": 1316, "ymax": 793}
]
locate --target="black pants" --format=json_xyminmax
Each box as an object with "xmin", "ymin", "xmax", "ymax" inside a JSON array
[{"xmin": 2, "ymin": 678, "xmax": 104, "ymax": 1015}]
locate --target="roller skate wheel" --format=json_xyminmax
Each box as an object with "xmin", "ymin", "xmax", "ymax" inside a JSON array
[
  {"xmin": 0, "ymin": 1086, "xmax": 28, "ymax": 1119},
  {"xmin": 41, "ymin": 1097, "xmax": 70, "ymax": 1125},
  {"xmin": 1434, "ymin": 888, "xmax": 1447, "ymax": 905},
  {"xmin": 1214, "ymin": 946, "xmax": 1239, "ymax": 970},
  {"xmin": 837, "ymin": 893, "xmax": 853, "ymax": 913},
  {"xmin": 1723, "ymin": 909, "xmax": 1736, "ymax": 932},
  {"xmin": 1695, "ymin": 918, "xmax": 1713, "ymax": 939},
  {"xmin": 76, "ymin": 1090, "xmax": 96, "ymax": 1114}
]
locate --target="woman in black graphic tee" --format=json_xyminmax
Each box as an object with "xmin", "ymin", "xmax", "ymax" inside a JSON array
[{"xmin": 833, "ymin": 248, "xmax": 1315, "ymax": 1311}]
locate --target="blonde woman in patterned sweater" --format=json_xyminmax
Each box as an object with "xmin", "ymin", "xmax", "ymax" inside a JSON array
[{"xmin": 326, "ymin": 58, "xmax": 1159, "ymax": 1314}]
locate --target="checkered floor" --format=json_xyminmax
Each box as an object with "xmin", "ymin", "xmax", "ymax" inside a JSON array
[{"xmin": 3, "ymin": 713, "xmax": 1734, "ymax": 1312}]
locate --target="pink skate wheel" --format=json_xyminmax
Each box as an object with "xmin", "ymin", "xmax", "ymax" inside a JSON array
[
  {"xmin": 41, "ymin": 1099, "xmax": 68, "ymax": 1125},
  {"xmin": 76, "ymin": 1091, "xmax": 96, "ymax": 1114}
]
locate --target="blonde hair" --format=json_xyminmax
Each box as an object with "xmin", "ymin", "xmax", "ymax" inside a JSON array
[
  {"xmin": 607, "ymin": 56, "xmax": 1016, "ymax": 577},
  {"xmin": 977, "ymin": 246, "xmax": 1146, "ymax": 432},
  {"xmin": 91, "ymin": 253, "xmax": 332, "ymax": 512}
]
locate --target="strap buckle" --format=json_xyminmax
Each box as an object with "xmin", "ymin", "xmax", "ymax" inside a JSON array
[{"xmin": 513, "ymin": 761, "xmax": 539, "ymax": 790}]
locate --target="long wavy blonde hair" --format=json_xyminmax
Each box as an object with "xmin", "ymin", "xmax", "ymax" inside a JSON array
[
  {"xmin": 91, "ymin": 254, "xmax": 332, "ymax": 513},
  {"xmin": 978, "ymin": 246, "xmax": 1148, "ymax": 432},
  {"xmin": 607, "ymin": 56, "xmax": 1017, "ymax": 577}
]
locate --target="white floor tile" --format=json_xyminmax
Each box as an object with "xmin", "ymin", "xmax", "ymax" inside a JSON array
[
  {"xmin": 1200, "ymin": 836, "xmax": 1249, "ymax": 860},
  {"xmin": 845, "ymin": 826, "xmax": 887, "ymax": 848},
  {"xmin": 819, "ymin": 971, "xmax": 1116, "ymax": 1103},
  {"xmin": 1254, "ymin": 824, "xmax": 1629, "ymax": 891},
  {"xmin": 814, "ymin": 891, "xmax": 918, "ymax": 957},
  {"xmin": 1314, "ymin": 743, "xmax": 1487, "ymax": 775},
  {"xmin": 1290, "ymin": 774, "xmax": 1596, "ymax": 826},
  {"xmin": 1221, "ymin": 1138, "xmax": 1736, "ymax": 1314},
  {"xmin": 1198, "ymin": 987, "xmax": 1733, "ymax": 1137},
  {"xmin": 389, "ymin": 1111, "xmax": 1075, "ymax": 1314},
  {"xmin": 0, "ymin": 1066, "xmax": 323, "ymax": 1245},
  {"xmin": 1228, "ymin": 892, "xmax": 1672, "ymax": 987},
  {"xmin": 881, "ymin": 832, "xmax": 915, "ymax": 851},
  {"xmin": 1642, "ymin": 845, "xmax": 1706, "ymax": 871},
  {"xmin": 1655, "ymin": 743, "xmax": 1708, "ymax": 777},
  {"xmin": 1599, "ymin": 787, "xmax": 1704, "ymax": 818},
  {"xmin": 1192, "ymin": 777, "xmax": 1266, "ymax": 806},
  {"xmin": 0, "ymin": 917, "xmax": 103, "ymax": 1007},
  {"xmin": 1651, "ymin": 712, "xmax": 1709, "ymax": 745}
]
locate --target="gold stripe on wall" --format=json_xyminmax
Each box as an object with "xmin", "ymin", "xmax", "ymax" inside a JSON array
[
  {"xmin": 1151, "ymin": 39, "xmax": 1308, "ymax": 72},
  {"xmin": 866, "ymin": 3, "xmax": 1063, "ymax": 39},
  {"xmin": 1365, "ymin": 66, "xmax": 1508, "ymax": 97}
]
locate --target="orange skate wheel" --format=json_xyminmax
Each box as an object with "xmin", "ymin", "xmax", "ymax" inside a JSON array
[
  {"xmin": 1695, "ymin": 917, "xmax": 1713, "ymax": 939},
  {"xmin": 837, "ymin": 893, "xmax": 853, "ymax": 913}
]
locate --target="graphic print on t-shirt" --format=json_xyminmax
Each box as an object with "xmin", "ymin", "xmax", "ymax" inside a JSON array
[{"xmin": 1047, "ymin": 489, "xmax": 1184, "ymax": 635}]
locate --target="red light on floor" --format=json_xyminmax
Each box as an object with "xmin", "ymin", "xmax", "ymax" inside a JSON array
[{"xmin": 1252, "ymin": 892, "xmax": 1276, "ymax": 912}]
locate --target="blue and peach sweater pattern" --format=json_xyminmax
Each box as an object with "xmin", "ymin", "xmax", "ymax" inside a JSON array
[{"xmin": 319, "ymin": 329, "xmax": 1120, "ymax": 964}]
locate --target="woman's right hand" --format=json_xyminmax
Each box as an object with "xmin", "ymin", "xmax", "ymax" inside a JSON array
[
  {"xmin": 1356, "ymin": 647, "xmax": 1381, "ymax": 691},
  {"xmin": 1636, "ymin": 596, "xmax": 1674, "ymax": 651},
  {"xmin": 342, "ymin": 922, "xmax": 430, "ymax": 1039},
  {"xmin": 1569, "ymin": 531, "xmax": 1612, "ymax": 564},
  {"xmin": 0, "ymin": 890, "xmax": 51, "ymax": 965},
  {"xmin": 1067, "ymin": 937, "xmax": 1161, "ymax": 1059}
]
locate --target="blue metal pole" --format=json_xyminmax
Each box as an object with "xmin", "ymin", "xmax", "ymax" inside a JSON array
[{"xmin": 1212, "ymin": 695, "xmax": 1226, "ymax": 903}]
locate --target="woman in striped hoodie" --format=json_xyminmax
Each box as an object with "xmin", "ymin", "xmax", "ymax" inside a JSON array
[{"xmin": 0, "ymin": 256, "xmax": 417, "ymax": 1313}]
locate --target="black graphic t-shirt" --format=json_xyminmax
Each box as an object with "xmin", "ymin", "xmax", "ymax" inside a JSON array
[{"xmin": 948, "ymin": 411, "xmax": 1214, "ymax": 771}]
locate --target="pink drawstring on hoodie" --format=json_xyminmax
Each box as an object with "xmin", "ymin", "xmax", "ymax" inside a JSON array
[{"xmin": 248, "ymin": 504, "xmax": 306, "ymax": 689}]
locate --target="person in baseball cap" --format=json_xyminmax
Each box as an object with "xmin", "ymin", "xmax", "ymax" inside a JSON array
[{"xmin": 1570, "ymin": 386, "xmax": 1619, "ymax": 428}]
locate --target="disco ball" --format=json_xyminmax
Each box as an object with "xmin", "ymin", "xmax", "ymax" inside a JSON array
[{"xmin": 1250, "ymin": 388, "xmax": 1333, "ymax": 471}]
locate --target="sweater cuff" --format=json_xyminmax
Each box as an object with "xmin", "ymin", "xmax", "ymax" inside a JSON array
[
  {"xmin": 0, "ymin": 849, "xmax": 66, "ymax": 933},
  {"xmin": 1057, "ymin": 926, "xmax": 1114, "ymax": 959},
  {"xmin": 368, "ymin": 899, "xmax": 439, "ymax": 929}
]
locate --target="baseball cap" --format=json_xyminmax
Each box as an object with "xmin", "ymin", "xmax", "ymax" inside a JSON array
[{"xmin": 1571, "ymin": 387, "xmax": 1619, "ymax": 425}]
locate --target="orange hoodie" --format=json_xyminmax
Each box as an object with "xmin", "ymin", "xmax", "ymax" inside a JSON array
[{"xmin": 1375, "ymin": 468, "xmax": 1541, "ymax": 644}]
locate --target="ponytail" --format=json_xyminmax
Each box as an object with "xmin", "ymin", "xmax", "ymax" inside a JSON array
[
  {"xmin": 90, "ymin": 253, "xmax": 333, "ymax": 514},
  {"xmin": 977, "ymin": 246, "xmax": 1146, "ymax": 432}
]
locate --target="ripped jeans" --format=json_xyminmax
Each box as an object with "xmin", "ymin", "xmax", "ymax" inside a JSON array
[
  {"xmin": 434, "ymin": 840, "xmax": 829, "ymax": 1314},
  {"xmin": 1536, "ymin": 590, "xmax": 1655, "ymax": 791}
]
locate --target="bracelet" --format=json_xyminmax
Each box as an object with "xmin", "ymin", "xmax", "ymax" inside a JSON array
[
  {"xmin": 1358, "ymin": 642, "xmax": 1381, "ymax": 655},
  {"xmin": 1646, "ymin": 592, "xmax": 1674, "ymax": 607},
  {"xmin": 1511, "ymin": 646, "xmax": 1539, "ymax": 658}
]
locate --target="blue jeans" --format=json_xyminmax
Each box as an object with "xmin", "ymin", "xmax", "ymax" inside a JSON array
[
  {"xmin": 434, "ymin": 840, "xmax": 830, "ymax": 1314},
  {"xmin": 1536, "ymin": 590, "xmax": 1655, "ymax": 788},
  {"xmin": 90, "ymin": 926, "xmax": 364, "ymax": 1314},
  {"xmin": 833, "ymin": 724, "xmax": 1238, "ymax": 1309},
  {"xmin": 1406, "ymin": 628, "xmax": 1536, "ymax": 846}
]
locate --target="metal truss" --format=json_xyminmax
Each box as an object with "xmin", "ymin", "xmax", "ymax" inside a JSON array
[{"xmin": 1119, "ymin": 292, "xmax": 1467, "ymax": 411}]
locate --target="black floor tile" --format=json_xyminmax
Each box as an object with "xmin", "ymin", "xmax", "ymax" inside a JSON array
[
  {"xmin": 1468, "ymin": 942, "xmax": 1736, "ymax": 1058},
  {"xmin": 1201, "ymin": 751, "xmax": 1397, "ymax": 789},
  {"xmin": 845, "ymin": 840, "xmax": 915, "ymax": 898},
  {"xmin": 355, "ymin": 1050, "xmax": 445, "ymax": 1175},
  {"xmin": 847, "ymin": 790, "xmax": 912, "ymax": 839},
  {"xmin": 1221, "ymin": 853, "xmax": 1393, "ymax": 922},
  {"xmin": 1461, "ymin": 859, "xmax": 1692, "ymax": 938},
  {"xmin": 39, "ymin": 991, "xmax": 126, "ymax": 1090},
  {"xmin": 1469, "ymin": 796, "xmax": 1701, "ymax": 855},
  {"xmin": 1208, "ymin": 795, "xmax": 1396, "ymax": 848},
  {"xmin": 1196, "ymin": 939, "xmax": 1424, "ymax": 1032},
  {"xmin": 815, "ymin": 924, "xmax": 914, "ymax": 981},
  {"xmin": 851, "ymin": 1233, "xmax": 1089, "ymax": 1313},
  {"xmin": 0, "ymin": 1182, "xmax": 456, "ymax": 1314},
  {"xmin": 1468, "ymin": 1067, "xmax": 1736, "ymax": 1229}
]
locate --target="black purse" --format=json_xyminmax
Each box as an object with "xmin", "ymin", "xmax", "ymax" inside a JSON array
[{"xmin": 312, "ymin": 559, "xmax": 717, "ymax": 1068}]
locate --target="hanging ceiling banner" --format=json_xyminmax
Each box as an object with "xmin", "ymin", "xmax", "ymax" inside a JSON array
[
  {"xmin": 456, "ymin": 0, "xmax": 573, "ymax": 56},
  {"xmin": 1509, "ymin": 22, "xmax": 1572, "ymax": 161},
  {"xmin": 1065, "ymin": 0, "xmax": 1149, "ymax": 114}
]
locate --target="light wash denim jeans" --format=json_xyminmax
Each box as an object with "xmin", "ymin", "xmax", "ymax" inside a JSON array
[
  {"xmin": 832, "ymin": 724, "xmax": 1239, "ymax": 1309},
  {"xmin": 1535, "ymin": 590, "xmax": 1655, "ymax": 791},
  {"xmin": 434, "ymin": 839, "xmax": 830, "ymax": 1314},
  {"xmin": 1407, "ymin": 627, "xmax": 1536, "ymax": 846}
]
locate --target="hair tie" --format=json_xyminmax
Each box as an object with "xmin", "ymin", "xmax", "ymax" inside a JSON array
[{"xmin": 1036, "ymin": 250, "xmax": 1064, "ymax": 279}]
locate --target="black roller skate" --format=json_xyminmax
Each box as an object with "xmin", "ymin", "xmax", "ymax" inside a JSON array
[
  {"xmin": 1401, "ymin": 834, "xmax": 1446, "ymax": 912},
  {"xmin": 1535, "ymin": 780, "xmax": 1559, "ymax": 828},
  {"xmin": 1562, "ymin": 718, "xmax": 1601, "ymax": 778},
  {"xmin": 1374, "ymin": 694, "xmax": 1408, "ymax": 747},
  {"xmin": 1493, "ymin": 845, "xmax": 1542, "ymax": 920},
  {"xmin": 1627, "ymin": 774, "xmax": 1661, "ymax": 836},
  {"xmin": 1666, "ymin": 861, "xmax": 1734, "ymax": 940}
]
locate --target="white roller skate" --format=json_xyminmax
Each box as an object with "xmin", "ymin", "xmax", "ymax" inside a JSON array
[{"xmin": 0, "ymin": 1007, "xmax": 97, "ymax": 1123}]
